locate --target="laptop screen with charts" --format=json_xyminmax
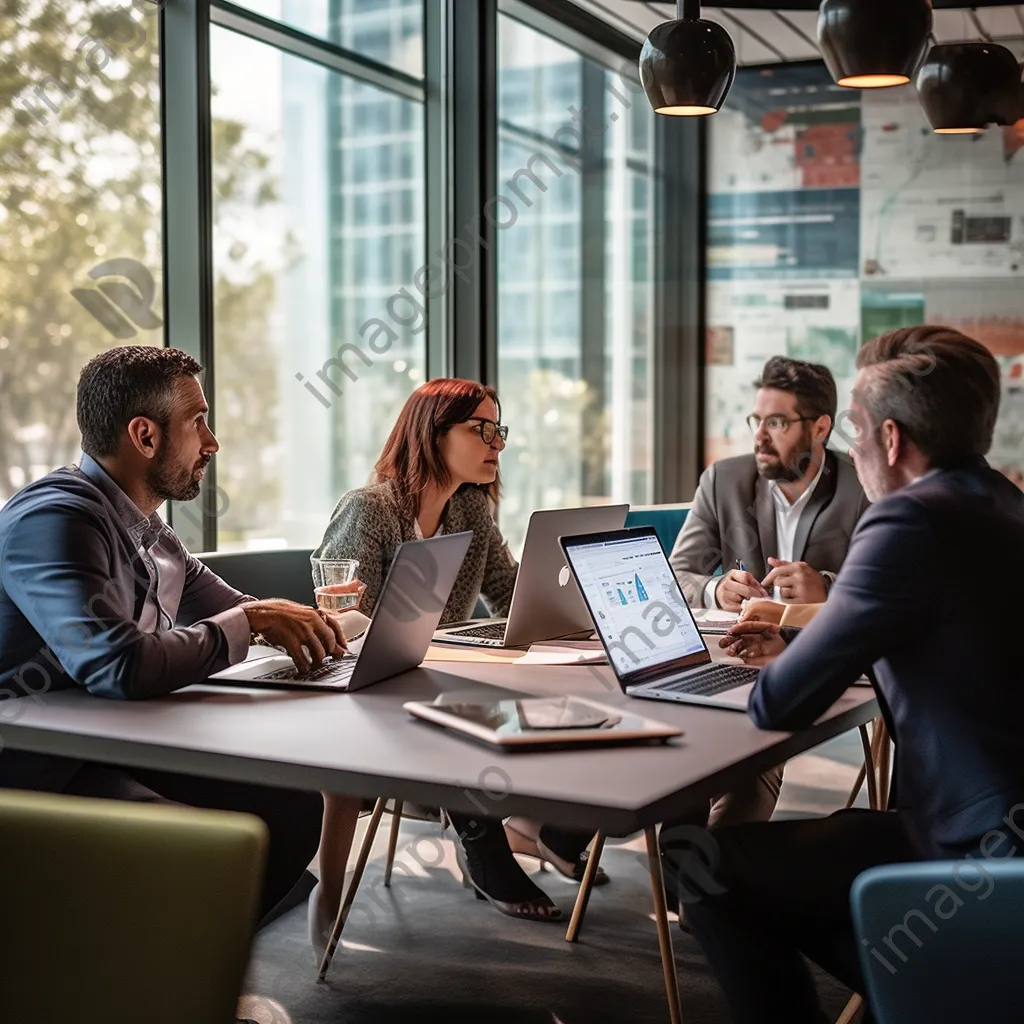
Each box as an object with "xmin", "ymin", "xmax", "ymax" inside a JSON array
[
  {"xmin": 432, "ymin": 504, "xmax": 629, "ymax": 648},
  {"xmin": 207, "ymin": 532, "xmax": 472, "ymax": 692},
  {"xmin": 559, "ymin": 527, "xmax": 760, "ymax": 711}
]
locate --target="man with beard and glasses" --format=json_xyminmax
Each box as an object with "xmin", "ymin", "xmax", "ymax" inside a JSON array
[
  {"xmin": 658, "ymin": 357, "xmax": 870, "ymax": 861},
  {"xmin": 0, "ymin": 346, "xmax": 356, "ymax": 966},
  {"xmin": 670, "ymin": 356, "xmax": 869, "ymax": 612}
]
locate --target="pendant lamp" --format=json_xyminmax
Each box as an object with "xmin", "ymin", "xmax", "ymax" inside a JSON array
[
  {"xmin": 817, "ymin": 0, "xmax": 932, "ymax": 89},
  {"xmin": 916, "ymin": 43, "xmax": 1023, "ymax": 134},
  {"xmin": 639, "ymin": 0, "xmax": 736, "ymax": 116}
]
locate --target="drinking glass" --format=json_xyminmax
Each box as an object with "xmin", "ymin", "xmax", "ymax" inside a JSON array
[{"xmin": 310, "ymin": 557, "xmax": 361, "ymax": 612}]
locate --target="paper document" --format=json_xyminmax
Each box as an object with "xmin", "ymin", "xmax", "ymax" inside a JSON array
[
  {"xmin": 516, "ymin": 642, "xmax": 607, "ymax": 666},
  {"xmin": 692, "ymin": 609, "xmax": 739, "ymax": 623}
]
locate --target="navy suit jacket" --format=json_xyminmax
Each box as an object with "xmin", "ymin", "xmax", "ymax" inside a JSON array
[{"xmin": 750, "ymin": 458, "xmax": 1024, "ymax": 859}]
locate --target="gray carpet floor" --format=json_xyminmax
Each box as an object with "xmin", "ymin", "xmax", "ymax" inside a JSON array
[{"xmin": 240, "ymin": 733, "xmax": 866, "ymax": 1024}]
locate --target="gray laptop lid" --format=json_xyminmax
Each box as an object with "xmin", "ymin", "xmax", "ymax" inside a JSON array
[
  {"xmin": 348, "ymin": 531, "xmax": 473, "ymax": 689},
  {"xmin": 502, "ymin": 504, "xmax": 629, "ymax": 646}
]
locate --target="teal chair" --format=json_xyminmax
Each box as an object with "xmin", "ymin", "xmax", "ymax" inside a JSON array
[
  {"xmin": 196, "ymin": 547, "xmax": 315, "ymax": 605},
  {"xmin": 0, "ymin": 789, "xmax": 267, "ymax": 1024},
  {"xmin": 624, "ymin": 503, "xmax": 691, "ymax": 557},
  {"xmin": 851, "ymin": 860, "xmax": 1024, "ymax": 1022}
]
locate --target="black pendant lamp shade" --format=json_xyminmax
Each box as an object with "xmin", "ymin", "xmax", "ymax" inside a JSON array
[
  {"xmin": 639, "ymin": 0, "xmax": 736, "ymax": 116},
  {"xmin": 818, "ymin": 0, "xmax": 932, "ymax": 88},
  {"xmin": 917, "ymin": 44, "xmax": 1024, "ymax": 134}
]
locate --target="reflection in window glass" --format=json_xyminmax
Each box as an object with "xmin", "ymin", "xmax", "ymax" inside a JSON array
[
  {"xmin": 0, "ymin": 0, "xmax": 163, "ymax": 505},
  {"xmin": 211, "ymin": 25, "xmax": 425, "ymax": 550},
  {"xmin": 496, "ymin": 16, "xmax": 655, "ymax": 554},
  {"xmin": 233, "ymin": 0, "xmax": 424, "ymax": 78},
  {"xmin": 705, "ymin": 57, "xmax": 1024, "ymax": 491}
]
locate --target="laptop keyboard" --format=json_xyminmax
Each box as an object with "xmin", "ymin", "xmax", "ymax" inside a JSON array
[
  {"xmin": 444, "ymin": 621, "xmax": 507, "ymax": 641},
  {"xmin": 650, "ymin": 663, "xmax": 759, "ymax": 698},
  {"xmin": 255, "ymin": 655, "xmax": 357, "ymax": 683}
]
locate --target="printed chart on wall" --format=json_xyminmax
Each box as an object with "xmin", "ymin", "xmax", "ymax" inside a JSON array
[
  {"xmin": 705, "ymin": 53, "xmax": 1024, "ymax": 489},
  {"xmin": 705, "ymin": 64, "xmax": 862, "ymax": 462},
  {"xmin": 860, "ymin": 73, "xmax": 1024, "ymax": 281}
]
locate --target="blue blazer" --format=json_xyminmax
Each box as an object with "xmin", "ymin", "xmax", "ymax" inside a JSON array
[{"xmin": 750, "ymin": 458, "xmax": 1024, "ymax": 859}]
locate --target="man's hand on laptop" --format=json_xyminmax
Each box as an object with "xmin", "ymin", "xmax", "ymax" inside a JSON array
[
  {"xmin": 243, "ymin": 599, "xmax": 347, "ymax": 672},
  {"xmin": 719, "ymin": 621, "xmax": 786, "ymax": 661},
  {"xmin": 714, "ymin": 570, "xmax": 769, "ymax": 612}
]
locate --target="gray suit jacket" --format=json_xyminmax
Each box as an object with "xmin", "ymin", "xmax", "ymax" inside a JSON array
[{"xmin": 668, "ymin": 448, "xmax": 869, "ymax": 607}]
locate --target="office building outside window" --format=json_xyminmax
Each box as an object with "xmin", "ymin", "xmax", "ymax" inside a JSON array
[
  {"xmin": 496, "ymin": 14, "xmax": 655, "ymax": 555},
  {"xmin": 210, "ymin": 0, "xmax": 425, "ymax": 550}
]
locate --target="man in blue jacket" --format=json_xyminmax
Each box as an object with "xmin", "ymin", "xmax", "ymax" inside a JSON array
[
  {"xmin": 676, "ymin": 326, "xmax": 1024, "ymax": 1023},
  {"xmin": 0, "ymin": 345, "xmax": 348, "ymax": 927}
]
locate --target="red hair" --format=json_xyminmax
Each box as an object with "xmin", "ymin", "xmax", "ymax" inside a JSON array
[{"xmin": 374, "ymin": 378, "xmax": 501, "ymax": 513}]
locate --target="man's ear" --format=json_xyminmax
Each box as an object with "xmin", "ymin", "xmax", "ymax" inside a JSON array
[
  {"xmin": 814, "ymin": 414, "xmax": 831, "ymax": 444},
  {"xmin": 882, "ymin": 419, "xmax": 901, "ymax": 468},
  {"xmin": 126, "ymin": 416, "xmax": 161, "ymax": 461}
]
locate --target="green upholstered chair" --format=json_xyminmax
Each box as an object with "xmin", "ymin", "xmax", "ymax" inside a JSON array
[
  {"xmin": 196, "ymin": 548, "xmax": 316, "ymax": 605},
  {"xmin": 0, "ymin": 788, "xmax": 267, "ymax": 1024},
  {"xmin": 624, "ymin": 504, "xmax": 691, "ymax": 557}
]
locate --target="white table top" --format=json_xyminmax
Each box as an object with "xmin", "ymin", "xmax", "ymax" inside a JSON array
[{"xmin": 0, "ymin": 651, "xmax": 877, "ymax": 834}]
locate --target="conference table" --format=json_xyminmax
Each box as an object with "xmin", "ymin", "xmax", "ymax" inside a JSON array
[{"xmin": 0, "ymin": 642, "xmax": 878, "ymax": 1023}]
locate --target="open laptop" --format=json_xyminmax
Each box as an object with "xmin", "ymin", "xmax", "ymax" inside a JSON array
[
  {"xmin": 432, "ymin": 504, "xmax": 628, "ymax": 648},
  {"xmin": 207, "ymin": 531, "xmax": 472, "ymax": 692},
  {"xmin": 560, "ymin": 526, "xmax": 760, "ymax": 711}
]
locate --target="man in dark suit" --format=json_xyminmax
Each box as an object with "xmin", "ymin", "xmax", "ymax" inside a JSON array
[
  {"xmin": 670, "ymin": 356, "xmax": 869, "ymax": 612},
  {"xmin": 676, "ymin": 327, "xmax": 1024, "ymax": 1023}
]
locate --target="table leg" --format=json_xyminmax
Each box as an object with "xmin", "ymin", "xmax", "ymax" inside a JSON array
[
  {"xmin": 565, "ymin": 832, "xmax": 605, "ymax": 943},
  {"xmin": 383, "ymin": 800, "xmax": 404, "ymax": 887},
  {"xmin": 858, "ymin": 723, "xmax": 879, "ymax": 810},
  {"xmin": 874, "ymin": 721, "xmax": 892, "ymax": 811},
  {"xmin": 317, "ymin": 797, "xmax": 386, "ymax": 983},
  {"xmin": 835, "ymin": 992, "xmax": 864, "ymax": 1023},
  {"xmin": 645, "ymin": 826, "xmax": 683, "ymax": 1024}
]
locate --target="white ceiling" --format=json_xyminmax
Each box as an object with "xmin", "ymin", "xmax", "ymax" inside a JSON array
[{"xmin": 570, "ymin": 1, "xmax": 1024, "ymax": 64}]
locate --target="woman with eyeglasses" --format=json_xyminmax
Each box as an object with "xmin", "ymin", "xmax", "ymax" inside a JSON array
[{"xmin": 311, "ymin": 378, "xmax": 605, "ymax": 933}]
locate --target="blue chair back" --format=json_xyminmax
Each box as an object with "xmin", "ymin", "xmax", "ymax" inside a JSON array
[
  {"xmin": 851, "ymin": 859, "xmax": 1024, "ymax": 1023},
  {"xmin": 195, "ymin": 548, "xmax": 316, "ymax": 606},
  {"xmin": 624, "ymin": 504, "xmax": 691, "ymax": 557}
]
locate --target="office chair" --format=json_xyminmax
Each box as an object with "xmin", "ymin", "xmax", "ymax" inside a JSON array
[
  {"xmin": 0, "ymin": 789, "xmax": 267, "ymax": 1024},
  {"xmin": 851, "ymin": 859, "xmax": 1024, "ymax": 1023}
]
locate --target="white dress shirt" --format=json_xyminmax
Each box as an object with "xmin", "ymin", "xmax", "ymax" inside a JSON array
[{"xmin": 705, "ymin": 456, "xmax": 827, "ymax": 608}]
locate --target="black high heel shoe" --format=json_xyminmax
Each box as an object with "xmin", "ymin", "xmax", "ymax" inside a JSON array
[
  {"xmin": 450, "ymin": 823, "xmax": 562, "ymax": 923},
  {"xmin": 504, "ymin": 820, "xmax": 610, "ymax": 886}
]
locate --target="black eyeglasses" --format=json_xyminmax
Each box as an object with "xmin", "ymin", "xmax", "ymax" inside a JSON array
[
  {"xmin": 465, "ymin": 417, "xmax": 509, "ymax": 444},
  {"xmin": 746, "ymin": 414, "xmax": 817, "ymax": 435}
]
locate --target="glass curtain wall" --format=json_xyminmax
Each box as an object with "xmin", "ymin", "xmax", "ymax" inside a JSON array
[
  {"xmin": 209, "ymin": 0, "xmax": 425, "ymax": 550},
  {"xmin": 495, "ymin": 13, "xmax": 655, "ymax": 554},
  {"xmin": 705, "ymin": 54, "xmax": 1024, "ymax": 490},
  {"xmin": 0, "ymin": 0, "xmax": 163, "ymax": 504}
]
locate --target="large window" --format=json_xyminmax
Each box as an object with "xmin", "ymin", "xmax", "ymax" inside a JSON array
[
  {"xmin": 210, "ymin": 2, "xmax": 426, "ymax": 550},
  {"xmin": 705, "ymin": 56, "xmax": 1024, "ymax": 490},
  {"xmin": 496, "ymin": 14, "xmax": 655, "ymax": 554},
  {"xmin": 0, "ymin": 0, "xmax": 163, "ymax": 502}
]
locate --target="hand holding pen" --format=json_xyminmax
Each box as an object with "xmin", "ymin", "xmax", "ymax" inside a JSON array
[{"xmin": 712, "ymin": 558, "xmax": 770, "ymax": 612}]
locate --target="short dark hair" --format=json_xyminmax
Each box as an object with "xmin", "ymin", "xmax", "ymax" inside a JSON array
[
  {"xmin": 77, "ymin": 346, "xmax": 204, "ymax": 458},
  {"xmin": 754, "ymin": 356, "xmax": 838, "ymax": 426},
  {"xmin": 855, "ymin": 326, "xmax": 1000, "ymax": 466}
]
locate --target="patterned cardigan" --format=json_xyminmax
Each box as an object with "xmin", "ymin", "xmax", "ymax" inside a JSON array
[{"xmin": 313, "ymin": 480, "xmax": 518, "ymax": 625}]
